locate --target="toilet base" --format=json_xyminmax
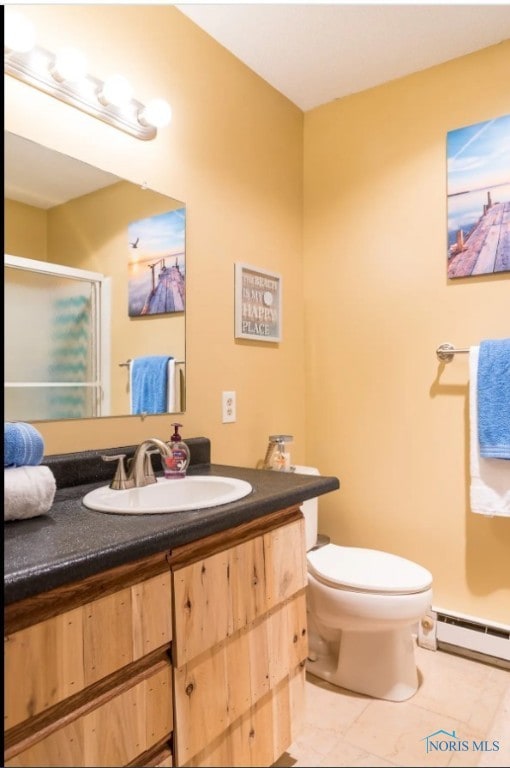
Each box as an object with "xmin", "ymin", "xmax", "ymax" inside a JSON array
[{"xmin": 307, "ymin": 625, "xmax": 419, "ymax": 702}]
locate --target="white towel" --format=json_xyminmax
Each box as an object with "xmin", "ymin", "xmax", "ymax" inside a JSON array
[
  {"xmin": 4, "ymin": 465, "xmax": 57, "ymax": 522},
  {"xmin": 469, "ymin": 346, "xmax": 510, "ymax": 517},
  {"xmin": 167, "ymin": 358, "xmax": 176, "ymax": 413},
  {"xmin": 174, "ymin": 362, "xmax": 185, "ymax": 413}
]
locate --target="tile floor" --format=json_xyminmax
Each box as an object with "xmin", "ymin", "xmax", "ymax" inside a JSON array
[{"xmin": 273, "ymin": 644, "xmax": 510, "ymax": 768}]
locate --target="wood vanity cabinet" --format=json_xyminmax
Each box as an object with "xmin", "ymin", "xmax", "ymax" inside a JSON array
[
  {"xmin": 4, "ymin": 506, "xmax": 308, "ymax": 768},
  {"xmin": 4, "ymin": 553, "xmax": 174, "ymax": 768}
]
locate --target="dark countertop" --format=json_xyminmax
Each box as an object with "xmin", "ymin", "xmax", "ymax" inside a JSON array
[{"xmin": 4, "ymin": 440, "xmax": 340, "ymax": 605}]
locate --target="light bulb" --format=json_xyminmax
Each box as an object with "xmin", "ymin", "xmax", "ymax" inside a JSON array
[
  {"xmin": 5, "ymin": 11, "xmax": 36, "ymax": 53},
  {"xmin": 51, "ymin": 47, "xmax": 88, "ymax": 83},
  {"xmin": 99, "ymin": 74, "xmax": 133, "ymax": 108},
  {"xmin": 138, "ymin": 98, "xmax": 172, "ymax": 129}
]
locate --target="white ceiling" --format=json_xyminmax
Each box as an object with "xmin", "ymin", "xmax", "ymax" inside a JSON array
[
  {"xmin": 6, "ymin": 4, "xmax": 510, "ymax": 207},
  {"xmin": 177, "ymin": 3, "xmax": 510, "ymax": 111}
]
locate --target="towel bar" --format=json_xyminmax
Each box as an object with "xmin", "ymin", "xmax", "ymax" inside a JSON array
[
  {"xmin": 119, "ymin": 359, "xmax": 184, "ymax": 367},
  {"xmin": 436, "ymin": 343, "xmax": 469, "ymax": 363}
]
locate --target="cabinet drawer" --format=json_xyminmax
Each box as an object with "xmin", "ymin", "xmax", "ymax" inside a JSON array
[
  {"xmin": 5, "ymin": 659, "xmax": 173, "ymax": 767},
  {"xmin": 173, "ymin": 518, "xmax": 306, "ymax": 666},
  {"xmin": 5, "ymin": 571, "xmax": 172, "ymax": 729}
]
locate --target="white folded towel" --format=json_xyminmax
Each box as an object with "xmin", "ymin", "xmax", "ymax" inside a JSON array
[
  {"xmin": 469, "ymin": 346, "xmax": 510, "ymax": 517},
  {"xmin": 4, "ymin": 465, "xmax": 57, "ymax": 522},
  {"xmin": 167, "ymin": 358, "xmax": 176, "ymax": 413}
]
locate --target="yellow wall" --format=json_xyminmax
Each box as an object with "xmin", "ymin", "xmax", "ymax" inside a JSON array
[
  {"xmin": 5, "ymin": 199, "xmax": 48, "ymax": 261},
  {"xmin": 5, "ymin": 4, "xmax": 306, "ymax": 467},
  {"xmin": 4, "ymin": 4, "xmax": 509, "ymax": 623},
  {"xmin": 304, "ymin": 41, "xmax": 510, "ymax": 623}
]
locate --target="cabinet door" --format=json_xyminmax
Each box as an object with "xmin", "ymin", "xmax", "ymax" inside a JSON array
[
  {"xmin": 179, "ymin": 662, "xmax": 306, "ymax": 767},
  {"xmin": 5, "ymin": 571, "xmax": 172, "ymax": 729},
  {"xmin": 173, "ymin": 518, "xmax": 306, "ymax": 667},
  {"xmin": 5, "ymin": 660, "xmax": 173, "ymax": 768},
  {"xmin": 174, "ymin": 592, "xmax": 307, "ymax": 765},
  {"xmin": 264, "ymin": 516, "xmax": 307, "ymax": 610}
]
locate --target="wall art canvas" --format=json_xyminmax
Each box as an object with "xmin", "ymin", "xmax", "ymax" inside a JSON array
[
  {"xmin": 234, "ymin": 263, "xmax": 282, "ymax": 342},
  {"xmin": 128, "ymin": 208, "xmax": 186, "ymax": 316},
  {"xmin": 447, "ymin": 114, "xmax": 510, "ymax": 278}
]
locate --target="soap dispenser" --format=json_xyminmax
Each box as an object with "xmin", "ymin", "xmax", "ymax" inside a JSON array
[
  {"xmin": 164, "ymin": 423, "xmax": 190, "ymax": 479},
  {"xmin": 263, "ymin": 434, "xmax": 293, "ymax": 471}
]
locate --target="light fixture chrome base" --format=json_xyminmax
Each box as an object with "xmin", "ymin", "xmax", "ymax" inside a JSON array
[{"xmin": 5, "ymin": 46, "xmax": 157, "ymax": 141}]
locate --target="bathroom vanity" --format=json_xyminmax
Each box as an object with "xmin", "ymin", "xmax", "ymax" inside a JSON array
[{"xmin": 4, "ymin": 440, "xmax": 339, "ymax": 767}]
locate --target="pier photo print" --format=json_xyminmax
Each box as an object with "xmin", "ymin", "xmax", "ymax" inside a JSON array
[
  {"xmin": 447, "ymin": 113, "xmax": 510, "ymax": 279},
  {"xmin": 127, "ymin": 208, "xmax": 186, "ymax": 316}
]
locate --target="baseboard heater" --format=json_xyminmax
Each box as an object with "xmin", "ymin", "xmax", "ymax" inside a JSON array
[{"xmin": 424, "ymin": 607, "xmax": 510, "ymax": 668}]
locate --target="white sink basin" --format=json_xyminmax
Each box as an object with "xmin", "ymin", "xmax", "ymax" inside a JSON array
[{"xmin": 82, "ymin": 475, "xmax": 253, "ymax": 515}]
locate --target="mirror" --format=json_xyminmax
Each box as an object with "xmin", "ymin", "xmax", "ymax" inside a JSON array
[{"xmin": 4, "ymin": 131, "xmax": 186, "ymax": 422}]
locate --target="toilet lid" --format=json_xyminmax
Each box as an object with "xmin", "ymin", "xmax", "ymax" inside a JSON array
[{"xmin": 307, "ymin": 544, "xmax": 433, "ymax": 594}]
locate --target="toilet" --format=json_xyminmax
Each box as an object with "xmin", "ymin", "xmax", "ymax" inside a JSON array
[{"xmin": 295, "ymin": 466, "xmax": 433, "ymax": 702}]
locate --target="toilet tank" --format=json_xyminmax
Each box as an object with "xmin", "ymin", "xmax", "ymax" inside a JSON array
[{"xmin": 294, "ymin": 465, "xmax": 320, "ymax": 552}]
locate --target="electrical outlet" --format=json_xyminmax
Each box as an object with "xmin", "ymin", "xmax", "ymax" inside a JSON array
[{"xmin": 222, "ymin": 391, "xmax": 236, "ymax": 423}]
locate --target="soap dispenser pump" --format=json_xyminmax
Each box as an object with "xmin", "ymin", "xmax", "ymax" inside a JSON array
[{"xmin": 164, "ymin": 423, "xmax": 190, "ymax": 479}]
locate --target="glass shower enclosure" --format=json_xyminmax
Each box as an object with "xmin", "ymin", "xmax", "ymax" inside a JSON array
[{"xmin": 5, "ymin": 254, "xmax": 111, "ymax": 421}]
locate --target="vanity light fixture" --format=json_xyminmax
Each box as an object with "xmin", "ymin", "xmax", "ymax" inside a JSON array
[{"xmin": 4, "ymin": 11, "xmax": 172, "ymax": 141}]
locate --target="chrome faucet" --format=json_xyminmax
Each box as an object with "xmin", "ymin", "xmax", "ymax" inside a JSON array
[
  {"xmin": 129, "ymin": 438, "xmax": 172, "ymax": 487},
  {"xmin": 102, "ymin": 438, "xmax": 172, "ymax": 490}
]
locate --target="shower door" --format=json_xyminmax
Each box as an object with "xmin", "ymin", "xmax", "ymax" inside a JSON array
[{"xmin": 5, "ymin": 254, "xmax": 111, "ymax": 421}]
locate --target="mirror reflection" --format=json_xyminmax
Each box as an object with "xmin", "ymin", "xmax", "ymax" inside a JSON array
[{"xmin": 4, "ymin": 132, "xmax": 186, "ymax": 421}]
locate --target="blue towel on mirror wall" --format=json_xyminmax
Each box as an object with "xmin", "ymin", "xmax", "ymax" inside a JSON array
[
  {"xmin": 130, "ymin": 356, "xmax": 172, "ymax": 415},
  {"xmin": 4, "ymin": 422, "xmax": 45, "ymax": 467},
  {"xmin": 478, "ymin": 338, "xmax": 510, "ymax": 459}
]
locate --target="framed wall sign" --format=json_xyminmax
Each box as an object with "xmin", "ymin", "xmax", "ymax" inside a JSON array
[{"xmin": 235, "ymin": 263, "xmax": 282, "ymax": 342}]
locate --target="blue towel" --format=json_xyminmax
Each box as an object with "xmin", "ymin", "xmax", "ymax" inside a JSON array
[
  {"xmin": 478, "ymin": 338, "xmax": 510, "ymax": 459},
  {"xmin": 4, "ymin": 422, "xmax": 45, "ymax": 467},
  {"xmin": 130, "ymin": 355, "xmax": 172, "ymax": 415}
]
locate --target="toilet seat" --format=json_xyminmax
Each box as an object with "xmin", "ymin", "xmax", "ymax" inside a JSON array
[{"xmin": 307, "ymin": 543, "xmax": 432, "ymax": 595}]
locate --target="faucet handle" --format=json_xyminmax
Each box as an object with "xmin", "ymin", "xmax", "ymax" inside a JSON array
[
  {"xmin": 141, "ymin": 449, "xmax": 159, "ymax": 485},
  {"xmin": 102, "ymin": 454, "xmax": 134, "ymax": 490}
]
